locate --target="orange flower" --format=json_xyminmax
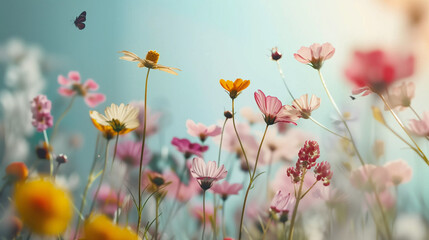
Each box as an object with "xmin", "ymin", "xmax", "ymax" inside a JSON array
[
  {"xmin": 219, "ymin": 78, "xmax": 250, "ymax": 99},
  {"xmin": 119, "ymin": 50, "xmax": 181, "ymax": 75},
  {"xmin": 5, "ymin": 162, "xmax": 28, "ymax": 181}
]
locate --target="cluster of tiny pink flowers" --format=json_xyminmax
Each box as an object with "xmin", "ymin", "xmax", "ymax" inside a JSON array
[
  {"xmin": 31, "ymin": 95, "xmax": 53, "ymax": 132},
  {"xmin": 314, "ymin": 161, "xmax": 333, "ymax": 186},
  {"xmin": 287, "ymin": 140, "xmax": 332, "ymax": 186}
]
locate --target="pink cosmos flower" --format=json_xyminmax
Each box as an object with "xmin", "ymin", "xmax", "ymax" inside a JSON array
[
  {"xmin": 164, "ymin": 171, "xmax": 201, "ymax": 202},
  {"xmin": 186, "ymin": 119, "xmax": 221, "ymax": 142},
  {"xmin": 240, "ymin": 107, "xmax": 263, "ymax": 124},
  {"xmin": 292, "ymin": 94, "xmax": 321, "ymax": 119},
  {"xmin": 254, "ymin": 90, "xmax": 300, "ymax": 125},
  {"xmin": 131, "ymin": 101, "xmax": 162, "ymax": 138},
  {"xmin": 190, "ymin": 157, "xmax": 227, "ymax": 190},
  {"xmin": 116, "ymin": 140, "xmax": 152, "ymax": 167},
  {"xmin": 409, "ymin": 111, "xmax": 429, "ymax": 137},
  {"xmin": 294, "ymin": 43, "xmax": 335, "ymax": 69},
  {"xmin": 345, "ymin": 50, "xmax": 414, "ymax": 95},
  {"xmin": 57, "ymin": 71, "xmax": 106, "ymax": 107},
  {"xmin": 384, "ymin": 159, "xmax": 413, "ymax": 185},
  {"xmin": 94, "ymin": 184, "xmax": 126, "ymax": 217},
  {"xmin": 171, "ymin": 137, "xmax": 209, "ymax": 158},
  {"xmin": 270, "ymin": 190, "xmax": 293, "ymax": 214},
  {"xmin": 30, "ymin": 95, "xmax": 53, "ymax": 132},
  {"xmin": 211, "ymin": 181, "xmax": 242, "ymax": 200},
  {"xmin": 386, "ymin": 82, "xmax": 415, "ymax": 111},
  {"xmin": 350, "ymin": 164, "xmax": 390, "ymax": 192},
  {"xmin": 366, "ymin": 190, "xmax": 396, "ymax": 210}
]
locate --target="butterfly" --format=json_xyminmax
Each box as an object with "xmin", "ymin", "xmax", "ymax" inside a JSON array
[{"xmin": 74, "ymin": 11, "xmax": 86, "ymax": 30}]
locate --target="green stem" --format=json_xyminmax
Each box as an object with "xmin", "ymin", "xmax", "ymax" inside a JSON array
[
  {"xmin": 217, "ymin": 118, "xmax": 228, "ymax": 166},
  {"xmin": 288, "ymin": 169, "xmax": 306, "ymax": 240},
  {"xmin": 378, "ymin": 92, "xmax": 428, "ymax": 164},
  {"xmin": 238, "ymin": 124, "xmax": 269, "ymax": 240},
  {"xmin": 43, "ymin": 130, "xmax": 54, "ymax": 177},
  {"xmin": 299, "ymin": 180, "xmax": 318, "ymax": 199},
  {"xmin": 410, "ymin": 106, "xmax": 422, "ymax": 121},
  {"xmin": 73, "ymin": 134, "xmax": 101, "ymax": 240},
  {"xmin": 137, "ymin": 68, "xmax": 151, "ymax": 233},
  {"xmin": 202, "ymin": 190, "xmax": 206, "ymax": 240},
  {"xmin": 276, "ymin": 61, "xmax": 347, "ymax": 140},
  {"xmin": 155, "ymin": 196, "xmax": 160, "ymax": 240},
  {"xmin": 51, "ymin": 96, "xmax": 76, "ymax": 141},
  {"xmin": 110, "ymin": 133, "xmax": 120, "ymax": 170},
  {"xmin": 373, "ymin": 189, "xmax": 393, "ymax": 240},
  {"xmin": 89, "ymin": 140, "xmax": 110, "ymax": 213},
  {"xmin": 231, "ymin": 99, "xmax": 251, "ymax": 178},
  {"xmin": 383, "ymin": 123, "xmax": 423, "ymax": 158},
  {"xmin": 222, "ymin": 199, "xmax": 226, "ymax": 239}
]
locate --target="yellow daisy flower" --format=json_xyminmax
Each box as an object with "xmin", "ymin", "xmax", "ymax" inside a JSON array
[
  {"xmin": 89, "ymin": 103, "xmax": 139, "ymax": 136},
  {"xmin": 219, "ymin": 78, "xmax": 250, "ymax": 99},
  {"xmin": 83, "ymin": 214, "xmax": 140, "ymax": 240},
  {"xmin": 13, "ymin": 178, "xmax": 72, "ymax": 236},
  {"xmin": 119, "ymin": 50, "xmax": 181, "ymax": 75}
]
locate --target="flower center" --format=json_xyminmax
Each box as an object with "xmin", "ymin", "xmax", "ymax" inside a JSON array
[
  {"xmin": 146, "ymin": 50, "xmax": 160, "ymax": 64},
  {"xmin": 108, "ymin": 119, "xmax": 126, "ymax": 132},
  {"xmin": 72, "ymin": 83, "xmax": 87, "ymax": 96}
]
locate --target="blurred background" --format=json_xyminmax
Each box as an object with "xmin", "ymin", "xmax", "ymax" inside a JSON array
[{"xmin": 1, "ymin": 0, "xmax": 429, "ymax": 239}]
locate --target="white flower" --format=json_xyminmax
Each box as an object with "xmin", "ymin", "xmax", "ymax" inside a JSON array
[{"xmin": 90, "ymin": 103, "xmax": 139, "ymax": 135}]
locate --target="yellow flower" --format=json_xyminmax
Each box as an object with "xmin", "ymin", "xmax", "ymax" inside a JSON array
[
  {"xmin": 90, "ymin": 103, "xmax": 139, "ymax": 136},
  {"xmin": 119, "ymin": 50, "xmax": 181, "ymax": 75},
  {"xmin": 13, "ymin": 178, "xmax": 72, "ymax": 235},
  {"xmin": 219, "ymin": 78, "xmax": 250, "ymax": 99},
  {"xmin": 83, "ymin": 214, "xmax": 140, "ymax": 240}
]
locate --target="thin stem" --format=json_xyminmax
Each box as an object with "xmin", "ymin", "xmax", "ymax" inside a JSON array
[
  {"xmin": 155, "ymin": 196, "xmax": 160, "ymax": 240},
  {"xmin": 89, "ymin": 140, "xmax": 110, "ymax": 213},
  {"xmin": 288, "ymin": 169, "xmax": 306, "ymax": 240},
  {"xmin": 238, "ymin": 125, "xmax": 269, "ymax": 240},
  {"xmin": 377, "ymin": 92, "xmax": 428, "ymax": 164},
  {"xmin": 410, "ymin": 106, "xmax": 422, "ymax": 121},
  {"xmin": 213, "ymin": 194, "xmax": 218, "ymax": 240},
  {"xmin": 299, "ymin": 180, "xmax": 318, "ymax": 199},
  {"xmin": 43, "ymin": 130, "xmax": 54, "ymax": 177},
  {"xmin": 231, "ymin": 99, "xmax": 251, "ymax": 178},
  {"xmin": 137, "ymin": 68, "xmax": 151, "ymax": 233},
  {"xmin": 110, "ymin": 133, "xmax": 120, "ymax": 170},
  {"xmin": 217, "ymin": 118, "xmax": 228, "ymax": 166},
  {"xmin": 51, "ymin": 96, "xmax": 76, "ymax": 141},
  {"xmin": 276, "ymin": 61, "xmax": 347, "ymax": 140},
  {"xmin": 73, "ymin": 134, "xmax": 101, "ymax": 240},
  {"xmin": 266, "ymin": 151, "xmax": 274, "ymax": 198},
  {"xmin": 222, "ymin": 199, "xmax": 226, "ymax": 239},
  {"xmin": 54, "ymin": 163, "xmax": 61, "ymax": 178},
  {"xmin": 383, "ymin": 123, "xmax": 423, "ymax": 158},
  {"xmin": 373, "ymin": 189, "xmax": 393, "ymax": 240},
  {"xmin": 202, "ymin": 190, "xmax": 206, "ymax": 240}
]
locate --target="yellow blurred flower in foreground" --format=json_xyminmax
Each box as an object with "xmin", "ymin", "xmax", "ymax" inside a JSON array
[
  {"xmin": 13, "ymin": 178, "xmax": 72, "ymax": 235},
  {"xmin": 83, "ymin": 214, "xmax": 140, "ymax": 240},
  {"xmin": 119, "ymin": 50, "xmax": 181, "ymax": 75},
  {"xmin": 219, "ymin": 78, "xmax": 250, "ymax": 99},
  {"xmin": 90, "ymin": 103, "xmax": 139, "ymax": 136}
]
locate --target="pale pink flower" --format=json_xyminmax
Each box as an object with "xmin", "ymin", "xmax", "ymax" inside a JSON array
[
  {"xmin": 386, "ymin": 81, "xmax": 415, "ymax": 111},
  {"xmin": 294, "ymin": 43, "xmax": 335, "ymax": 69},
  {"xmin": 190, "ymin": 203, "xmax": 217, "ymax": 227},
  {"xmin": 240, "ymin": 107, "xmax": 263, "ymax": 124},
  {"xmin": 254, "ymin": 90, "xmax": 300, "ymax": 125},
  {"xmin": 164, "ymin": 171, "xmax": 201, "ymax": 202},
  {"xmin": 190, "ymin": 157, "xmax": 227, "ymax": 190},
  {"xmin": 384, "ymin": 159, "xmax": 413, "ymax": 185},
  {"xmin": 350, "ymin": 164, "xmax": 390, "ymax": 192},
  {"xmin": 292, "ymin": 94, "xmax": 321, "ymax": 119},
  {"xmin": 30, "ymin": 95, "xmax": 53, "ymax": 132},
  {"xmin": 171, "ymin": 137, "xmax": 208, "ymax": 158},
  {"xmin": 366, "ymin": 190, "xmax": 396, "ymax": 210},
  {"xmin": 131, "ymin": 101, "xmax": 162, "ymax": 138},
  {"xmin": 211, "ymin": 181, "xmax": 242, "ymax": 200},
  {"xmin": 270, "ymin": 190, "xmax": 294, "ymax": 214},
  {"xmin": 57, "ymin": 71, "xmax": 105, "ymax": 107},
  {"xmin": 409, "ymin": 111, "xmax": 429, "ymax": 136},
  {"xmin": 186, "ymin": 119, "xmax": 221, "ymax": 142},
  {"xmin": 94, "ymin": 184, "xmax": 126, "ymax": 216},
  {"xmin": 116, "ymin": 140, "xmax": 152, "ymax": 167}
]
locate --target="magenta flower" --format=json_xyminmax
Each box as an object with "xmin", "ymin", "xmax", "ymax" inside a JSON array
[
  {"xmin": 190, "ymin": 157, "xmax": 227, "ymax": 190},
  {"xmin": 409, "ymin": 111, "xmax": 429, "ymax": 137},
  {"xmin": 116, "ymin": 140, "xmax": 152, "ymax": 167},
  {"xmin": 131, "ymin": 101, "xmax": 162, "ymax": 138},
  {"xmin": 31, "ymin": 95, "xmax": 53, "ymax": 132},
  {"xmin": 314, "ymin": 161, "xmax": 333, "ymax": 186},
  {"xmin": 171, "ymin": 137, "xmax": 208, "ymax": 158},
  {"xmin": 186, "ymin": 119, "xmax": 221, "ymax": 142},
  {"xmin": 384, "ymin": 159, "xmax": 413, "ymax": 186},
  {"xmin": 270, "ymin": 190, "xmax": 293, "ymax": 214},
  {"xmin": 211, "ymin": 181, "xmax": 242, "ymax": 200},
  {"xmin": 254, "ymin": 90, "xmax": 300, "ymax": 125},
  {"xmin": 57, "ymin": 71, "xmax": 106, "ymax": 107},
  {"xmin": 345, "ymin": 50, "xmax": 414, "ymax": 95},
  {"xmin": 294, "ymin": 43, "xmax": 335, "ymax": 69}
]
